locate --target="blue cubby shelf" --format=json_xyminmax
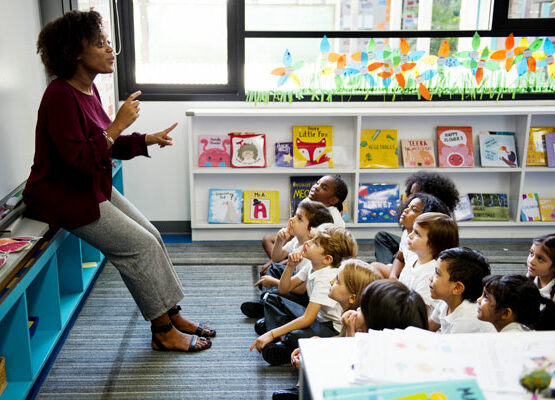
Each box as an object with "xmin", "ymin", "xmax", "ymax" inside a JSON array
[{"xmin": 0, "ymin": 164, "xmax": 122, "ymax": 400}]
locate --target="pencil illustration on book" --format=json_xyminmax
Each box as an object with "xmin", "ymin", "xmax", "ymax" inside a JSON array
[{"xmin": 208, "ymin": 189, "xmax": 243, "ymax": 224}]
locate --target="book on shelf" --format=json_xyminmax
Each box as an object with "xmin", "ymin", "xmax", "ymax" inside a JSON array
[
  {"xmin": 208, "ymin": 189, "xmax": 243, "ymax": 224},
  {"xmin": 546, "ymin": 132, "xmax": 555, "ymax": 167},
  {"xmin": 229, "ymin": 132, "xmax": 267, "ymax": 168},
  {"xmin": 290, "ymin": 176, "xmax": 319, "ymax": 217},
  {"xmin": 274, "ymin": 142, "xmax": 293, "ymax": 167},
  {"xmin": 197, "ymin": 135, "xmax": 231, "ymax": 167},
  {"xmin": 437, "ymin": 126, "xmax": 475, "ymax": 167},
  {"xmin": 358, "ymin": 183, "xmax": 400, "ymax": 223},
  {"xmin": 454, "ymin": 194, "xmax": 474, "ymax": 222},
  {"xmin": 539, "ymin": 198, "xmax": 555, "ymax": 222},
  {"xmin": 293, "ymin": 126, "xmax": 333, "ymax": 168},
  {"xmin": 478, "ymin": 132, "xmax": 518, "ymax": 167},
  {"xmin": 360, "ymin": 129, "xmax": 399, "ymax": 168},
  {"xmin": 468, "ymin": 193, "xmax": 509, "ymax": 221},
  {"xmin": 526, "ymin": 127, "xmax": 554, "ymax": 166},
  {"xmin": 520, "ymin": 193, "xmax": 541, "ymax": 222},
  {"xmin": 243, "ymin": 190, "xmax": 279, "ymax": 224},
  {"xmin": 400, "ymin": 138, "xmax": 435, "ymax": 168}
]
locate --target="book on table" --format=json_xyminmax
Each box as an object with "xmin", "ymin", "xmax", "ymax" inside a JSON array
[
  {"xmin": 360, "ymin": 129, "xmax": 399, "ymax": 168},
  {"xmin": 292, "ymin": 126, "xmax": 333, "ymax": 168},
  {"xmin": 208, "ymin": 189, "xmax": 243, "ymax": 224},
  {"xmin": 243, "ymin": 190, "xmax": 279, "ymax": 224},
  {"xmin": 437, "ymin": 126, "xmax": 475, "ymax": 167}
]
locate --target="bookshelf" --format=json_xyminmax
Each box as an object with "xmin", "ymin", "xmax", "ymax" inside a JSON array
[
  {"xmin": 0, "ymin": 160, "xmax": 123, "ymax": 400},
  {"xmin": 186, "ymin": 103, "xmax": 555, "ymax": 241}
]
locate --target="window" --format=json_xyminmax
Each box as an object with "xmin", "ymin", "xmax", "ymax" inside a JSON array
[{"xmin": 116, "ymin": 0, "xmax": 555, "ymax": 101}]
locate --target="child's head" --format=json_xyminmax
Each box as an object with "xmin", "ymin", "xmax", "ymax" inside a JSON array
[
  {"xmin": 328, "ymin": 259, "xmax": 382, "ymax": 311},
  {"xmin": 409, "ymin": 212, "xmax": 459, "ymax": 259},
  {"xmin": 430, "ymin": 247, "xmax": 491, "ymax": 302},
  {"xmin": 404, "ymin": 171, "xmax": 460, "ymax": 213},
  {"xmin": 399, "ymin": 192, "xmax": 450, "ymax": 231},
  {"xmin": 305, "ymin": 223, "xmax": 358, "ymax": 268},
  {"xmin": 360, "ymin": 280, "xmax": 429, "ymax": 331},
  {"xmin": 528, "ymin": 233, "xmax": 555, "ymax": 291},
  {"xmin": 478, "ymin": 274, "xmax": 555, "ymax": 331},
  {"xmin": 309, "ymin": 175, "xmax": 348, "ymax": 212}
]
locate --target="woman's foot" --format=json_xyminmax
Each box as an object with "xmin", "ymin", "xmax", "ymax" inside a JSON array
[
  {"xmin": 168, "ymin": 305, "xmax": 216, "ymax": 337},
  {"xmin": 151, "ymin": 322, "xmax": 211, "ymax": 352}
]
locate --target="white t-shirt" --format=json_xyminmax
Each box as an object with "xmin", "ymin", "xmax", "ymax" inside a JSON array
[
  {"xmin": 398, "ymin": 230, "xmax": 418, "ymax": 273},
  {"xmin": 328, "ymin": 206, "xmax": 345, "ymax": 227},
  {"xmin": 501, "ymin": 322, "xmax": 531, "ymax": 332},
  {"xmin": 399, "ymin": 258, "xmax": 439, "ymax": 314},
  {"xmin": 534, "ymin": 276, "xmax": 555, "ymax": 301},
  {"xmin": 431, "ymin": 300, "xmax": 496, "ymax": 334},
  {"xmin": 282, "ymin": 237, "xmax": 311, "ymax": 273},
  {"xmin": 296, "ymin": 264, "xmax": 343, "ymax": 333}
]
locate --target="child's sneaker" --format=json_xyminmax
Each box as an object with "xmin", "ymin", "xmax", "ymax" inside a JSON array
[{"xmin": 240, "ymin": 300, "xmax": 264, "ymax": 318}]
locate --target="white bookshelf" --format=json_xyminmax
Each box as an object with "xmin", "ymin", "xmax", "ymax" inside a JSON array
[{"xmin": 186, "ymin": 102, "xmax": 555, "ymax": 241}]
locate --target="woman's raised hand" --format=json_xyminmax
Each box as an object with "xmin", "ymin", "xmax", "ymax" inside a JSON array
[
  {"xmin": 146, "ymin": 123, "xmax": 178, "ymax": 148},
  {"xmin": 112, "ymin": 91, "xmax": 141, "ymax": 133}
]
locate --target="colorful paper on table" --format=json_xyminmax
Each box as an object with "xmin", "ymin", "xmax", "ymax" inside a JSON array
[
  {"xmin": 208, "ymin": 189, "xmax": 243, "ymax": 224},
  {"xmin": 539, "ymin": 198, "xmax": 555, "ymax": 222},
  {"xmin": 82, "ymin": 262, "xmax": 98, "ymax": 268},
  {"xmin": 401, "ymin": 139, "xmax": 435, "ymax": 167},
  {"xmin": 293, "ymin": 126, "xmax": 333, "ymax": 168},
  {"xmin": 520, "ymin": 193, "xmax": 541, "ymax": 221},
  {"xmin": 437, "ymin": 126, "xmax": 474, "ymax": 167},
  {"xmin": 360, "ymin": 129, "xmax": 398, "ymax": 168},
  {"xmin": 243, "ymin": 190, "xmax": 279, "ymax": 224},
  {"xmin": 0, "ymin": 253, "xmax": 7, "ymax": 268},
  {"xmin": 198, "ymin": 135, "xmax": 231, "ymax": 167},
  {"xmin": 0, "ymin": 240, "xmax": 32, "ymax": 253}
]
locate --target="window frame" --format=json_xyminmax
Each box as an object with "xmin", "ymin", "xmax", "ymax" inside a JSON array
[{"xmin": 116, "ymin": 0, "xmax": 555, "ymax": 101}]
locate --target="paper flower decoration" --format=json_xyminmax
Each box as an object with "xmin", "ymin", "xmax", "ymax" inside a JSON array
[{"xmin": 271, "ymin": 49, "xmax": 304, "ymax": 87}]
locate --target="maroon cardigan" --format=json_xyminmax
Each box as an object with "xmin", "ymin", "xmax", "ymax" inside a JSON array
[{"xmin": 23, "ymin": 79, "xmax": 149, "ymax": 229}]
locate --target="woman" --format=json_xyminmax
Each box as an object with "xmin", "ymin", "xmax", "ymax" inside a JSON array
[{"xmin": 23, "ymin": 10, "xmax": 214, "ymax": 352}]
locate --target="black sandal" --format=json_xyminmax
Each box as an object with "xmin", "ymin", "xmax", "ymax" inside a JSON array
[
  {"xmin": 168, "ymin": 305, "xmax": 217, "ymax": 337},
  {"xmin": 151, "ymin": 321, "xmax": 211, "ymax": 352}
]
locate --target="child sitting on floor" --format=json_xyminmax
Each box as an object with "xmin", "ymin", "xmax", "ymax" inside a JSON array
[
  {"xmin": 428, "ymin": 247, "xmax": 496, "ymax": 333},
  {"xmin": 527, "ymin": 233, "xmax": 555, "ymax": 301},
  {"xmin": 398, "ymin": 212, "xmax": 459, "ymax": 314},
  {"xmin": 250, "ymin": 224, "xmax": 357, "ymax": 365},
  {"xmin": 477, "ymin": 274, "xmax": 555, "ymax": 332}
]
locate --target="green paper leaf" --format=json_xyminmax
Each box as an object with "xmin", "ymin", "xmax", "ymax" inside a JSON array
[
  {"xmin": 485, "ymin": 60, "xmax": 500, "ymax": 71},
  {"xmin": 461, "ymin": 60, "xmax": 478, "ymax": 69},
  {"xmin": 472, "ymin": 32, "xmax": 481, "ymax": 51},
  {"xmin": 454, "ymin": 51, "xmax": 470, "ymax": 58},
  {"xmin": 480, "ymin": 46, "xmax": 490, "ymax": 59},
  {"xmin": 530, "ymin": 38, "xmax": 543, "ymax": 51}
]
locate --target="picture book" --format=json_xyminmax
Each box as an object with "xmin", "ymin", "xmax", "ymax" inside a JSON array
[
  {"xmin": 243, "ymin": 190, "xmax": 279, "ymax": 224},
  {"xmin": 360, "ymin": 129, "xmax": 399, "ymax": 168},
  {"xmin": 539, "ymin": 198, "xmax": 555, "ymax": 222},
  {"xmin": 198, "ymin": 135, "xmax": 231, "ymax": 167},
  {"xmin": 292, "ymin": 126, "xmax": 333, "ymax": 168},
  {"xmin": 358, "ymin": 184, "xmax": 400, "ymax": 223},
  {"xmin": 274, "ymin": 142, "xmax": 293, "ymax": 167},
  {"xmin": 208, "ymin": 189, "xmax": 243, "ymax": 224},
  {"xmin": 526, "ymin": 127, "xmax": 554, "ymax": 166},
  {"xmin": 229, "ymin": 132, "xmax": 267, "ymax": 168},
  {"xmin": 546, "ymin": 132, "xmax": 555, "ymax": 167},
  {"xmin": 437, "ymin": 126, "xmax": 475, "ymax": 167},
  {"xmin": 478, "ymin": 132, "xmax": 518, "ymax": 167},
  {"xmin": 520, "ymin": 193, "xmax": 541, "ymax": 222},
  {"xmin": 484, "ymin": 130, "xmax": 519, "ymax": 161},
  {"xmin": 290, "ymin": 176, "xmax": 319, "ymax": 217},
  {"xmin": 454, "ymin": 194, "xmax": 474, "ymax": 222},
  {"xmin": 400, "ymin": 139, "xmax": 435, "ymax": 168},
  {"xmin": 468, "ymin": 193, "xmax": 509, "ymax": 221}
]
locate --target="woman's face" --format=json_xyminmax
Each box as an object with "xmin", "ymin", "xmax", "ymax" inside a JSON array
[{"xmin": 77, "ymin": 30, "xmax": 115, "ymax": 76}]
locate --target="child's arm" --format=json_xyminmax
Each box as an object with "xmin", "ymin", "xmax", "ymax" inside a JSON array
[
  {"xmin": 271, "ymin": 225, "xmax": 293, "ymax": 262},
  {"xmin": 428, "ymin": 318, "xmax": 440, "ymax": 332},
  {"xmin": 388, "ymin": 251, "xmax": 405, "ymax": 279},
  {"xmin": 278, "ymin": 249, "xmax": 306, "ymax": 294},
  {"xmin": 253, "ymin": 275, "xmax": 280, "ymax": 289},
  {"xmin": 250, "ymin": 301, "xmax": 321, "ymax": 353}
]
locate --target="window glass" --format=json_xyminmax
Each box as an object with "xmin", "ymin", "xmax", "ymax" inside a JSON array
[{"xmin": 508, "ymin": 0, "xmax": 555, "ymax": 18}]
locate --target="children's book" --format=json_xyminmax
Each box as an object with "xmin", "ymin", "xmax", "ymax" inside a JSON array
[
  {"xmin": 358, "ymin": 184, "xmax": 400, "ymax": 223},
  {"xmin": 274, "ymin": 142, "xmax": 293, "ymax": 167},
  {"xmin": 526, "ymin": 127, "xmax": 554, "ymax": 166},
  {"xmin": 437, "ymin": 126, "xmax": 475, "ymax": 167},
  {"xmin": 243, "ymin": 190, "xmax": 279, "ymax": 224},
  {"xmin": 400, "ymin": 139, "xmax": 435, "ymax": 168},
  {"xmin": 546, "ymin": 132, "xmax": 555, "ymax": 167},
  {"xmin": 520, "ymin": 193, "xmax": 541, "ymax": 222},
  {"xmin": 229, "ymin": 132, "xmax": 267, "ymax": 168},
  {"xmin": 454, "ymin": 194, "xmax": 474, "ymax": 222},
  {"xmin": 208, "ymin": 189, "xmax": 243, "ymax": 224},
  {"xmin": 478, "ymin": 132, "xmax": 518, "ymax": 167},
  {"xmin": 468, "ymin": 193, "xmax": 509, "ymax": 221},
  {"xmin": 293, "ymin": 126, "xmax": 333, "ymax": 168},
  {"xmin": 290, "ymin": 176, "xmax": 319, "ymax": 217},
  {"xmin": 360, "ymin": 129, "xmax": 399, "ymax": 168},
  {"xmin": 539, "ymin": 198, "xmax": 555, "ymax": 222},
  {"xmin": 198, "ymin": 135, "xmax": 231, "ymax": 167}
]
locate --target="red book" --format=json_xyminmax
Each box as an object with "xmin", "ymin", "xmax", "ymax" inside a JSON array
[{"xmin": 437, "ymin": 126, "xmax": 475, "ymax": 167}]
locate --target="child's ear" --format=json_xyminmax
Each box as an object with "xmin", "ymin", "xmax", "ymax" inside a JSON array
[
  {"xmin": 452, "ymin": 281, "xmax": 465, "ymax": 296},
  {"xmin": 348, "ymin": 293, "xmax": 356, "ymax": 305},
  {"xmin": 500, "ymin": 307, "xmax": 514, "ymax": 321},
  {"xmin": 323, "ymin": 254, "xmax": 334, "ymax": 265}
]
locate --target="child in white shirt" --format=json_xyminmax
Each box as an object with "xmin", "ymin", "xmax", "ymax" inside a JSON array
[
  {"xmin": 428, "ymin": 247, "xmax": 496, "ymax": 334},
  {"xmin": 527, "ymin": 233, "xmax": 555, "ymax": 301}
]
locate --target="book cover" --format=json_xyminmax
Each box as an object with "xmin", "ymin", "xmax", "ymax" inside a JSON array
[
  {"xmin": 208, "ymin": 189, "xmax": 243, "ymax": 224},
  {"xmin": 520, "ymin": 193, "xmax": 541, "ymax": 222},
  {"xmin": 546, "ymin": 132, "xmax": 555, "ymax": 167},
  {"xmin": 478, "ymin": 132, "xmax": 518, "ymax": 167},
  {"xmin": 401, "ymin": 139, "xmax": 435, "ymax": 168},
  {"xmin": 274, "ymin": 142, "xmax": 293, "ymax": 167},
  {"xmin": 539, "ymin": 198, "xmax": 555, "ymax": 222},
  {"xmin": 358, "ymin": 184, "xmax": 400, "ymax": 223},
  {"xmin": 198, "ymin": 135, "xmax": 231, "ymax": 167},
  {"xmin": 243, "ymin": 190, "xmax": 279, "ymax": 224},
  {"xmin": 229, "ymin": 132, "xmax": 267, "ymax": 168},
  {"xmin": 290, "ymin": 176, "xmax": 319, "ymax": 217},
  {"xmin": 468, "ymin": 193, "xmax": 509, "ymax": 221},
  {"xmin": 454, "ymin": 194, "xmax": 474, "ymax": 222},
  {"xmin": 293, "ymin": 126, "xmax": 333, "ymax": 168},
  {"xmin": 360, "ymin": 129, "xmax": 399, "ymax": 168},
  {"xmin": 437, "ymin": 126, "xmax": 475, "ymax": 167},
  {"xmin": 526, "ymin": 127, "xmax": 555, "ymax": 166}
]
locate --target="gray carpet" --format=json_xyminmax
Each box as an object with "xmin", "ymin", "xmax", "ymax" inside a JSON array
[{"xmin": 35, "ymin": 240, "xmax": 529, "ymax": 400}]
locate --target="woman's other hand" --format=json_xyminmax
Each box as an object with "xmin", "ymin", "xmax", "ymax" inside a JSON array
[
  {"xmin": 111, "ymin": 91, "xmax": 141, "ymax": 134},
  {"xmin": 146, "ymin": 122, "xmax": 178, "ymax": 148}
]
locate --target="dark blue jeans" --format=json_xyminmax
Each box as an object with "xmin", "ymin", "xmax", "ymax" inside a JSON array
[
  {"xmin": 374, "ymin": 231, "xmax": 400, "ymax": 264},
  {"xmin": 261, "ymin": 262, "xmax": 309, "ymax": 307}
]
